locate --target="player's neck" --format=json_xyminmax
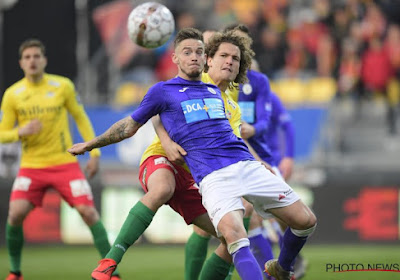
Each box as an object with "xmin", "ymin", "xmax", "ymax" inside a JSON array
[
  {"xmin": 25, "ymin": 73, "xmax": 44, "ymax": 84},
  {"xmin": 214, "ymin": 79, "xmax": 229, "ymax": 92},
  {"xmin": 178, "ymin": 72, "xmax": 201, "ymax": 81}
]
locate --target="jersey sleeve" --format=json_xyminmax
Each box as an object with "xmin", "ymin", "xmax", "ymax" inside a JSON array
[
  {"xmin": 130, "ymin": 83, "xmax": 166, "ymax": 124},
  {"xmin": 0, "ymin": 90, "xmax": 19, "ymax": 143},
  {"xmin": 64, "ymin": 79, "xmax": 101, "ymax": 157},
  {"xmin": 273, "ymin": 94, "xmax": 295, "ymax": 158},
  {"xmin": 252, "ymin": 74, "xmax": 272, "ymax": 137}
]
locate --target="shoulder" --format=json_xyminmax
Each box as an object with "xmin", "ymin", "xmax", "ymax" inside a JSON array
[
  {"xmin": 45, "ymin": 74, "xmax": 74, "ymax": 88},
  {"xmin": 3, "ymin": 79, "xmax": 25, "ymax": 99},
  {"xmin": 249, "ymin": 70, "xmax": 270, "ymax": 85}
]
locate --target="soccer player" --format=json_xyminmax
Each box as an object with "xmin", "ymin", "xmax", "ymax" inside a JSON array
[
  {"xmin": 184, "ymin": 25, "xmax": 277, "ymax": 280},
  {"xmin": 69, "ymin": 27, "xmax": 317, "ymax": 280},
  {"xmin": 86, "ymin": 28, "xmax": 254, "ymax": 280},
  {"xmin": 0, "ymin": 39, "xmax": 120, "ymax": 280}
]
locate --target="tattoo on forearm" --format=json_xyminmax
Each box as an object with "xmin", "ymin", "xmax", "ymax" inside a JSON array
[{"xmin": 89, "ymin": 117, "xmax": 138, "ymax": 149}]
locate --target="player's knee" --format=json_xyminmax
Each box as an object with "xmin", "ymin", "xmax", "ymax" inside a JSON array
[
  {"xmin": 147, "ymin": 182, "xmax": 175, "ymax": 204},
  {"xmin": 76, "ymin": 205, "xmax": 99, "ymax": 225},
  {"xmin": 8, "ymin": 206, "xmax": 31, "ymax": 225},
  {"xmin": 290, "ymin": 223, "xmax": 317, "ymax": 237},
  {"xmin": 7, "ymin": 211, "xmax": 26, "ymax": 226}
]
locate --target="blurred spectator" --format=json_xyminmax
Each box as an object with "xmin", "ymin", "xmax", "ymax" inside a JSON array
[
  {"xmin": 316, "ymin": 33, "xmax": 336, "ymax": 77},
  {"xmin": 337, "ymin": 38, "xmax": 361, "ymax": 98},
  {"xmin": 384, "ymin": 24, "xmax": 400, "ymax": 77},
  {"xmin": 254, "ymin": 26, "xmax": 285, "ymax": 77},
  {"xmin": 361, "ymin": 35, "xmax": 396, "ymax": 134}
]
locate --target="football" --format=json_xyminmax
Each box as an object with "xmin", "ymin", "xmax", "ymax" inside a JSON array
[{"xmin": 127, "ymin": 2, "xmax": 175, "ymax": 49}]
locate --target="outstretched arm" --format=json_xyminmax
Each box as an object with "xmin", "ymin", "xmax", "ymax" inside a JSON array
[{"xmin": 68, "ymin": 116, "xmax": 142, "ymax": 155}]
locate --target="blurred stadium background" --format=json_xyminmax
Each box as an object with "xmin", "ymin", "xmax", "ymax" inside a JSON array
[{"xmin": 1, "ymin": 0, "xmax": 400, "ymax": 279}]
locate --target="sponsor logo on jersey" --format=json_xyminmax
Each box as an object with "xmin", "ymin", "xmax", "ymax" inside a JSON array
[
  {"xmin": 227, "ymin": 99, "xmax": 237, "ymax": 109},
  {"xmin": 242, "ymin": 83, "xmax": 252, "ymax": 95},
  {"xmin": 46, "ymin": 91, "xmax": 55, "ymax": 98},
  {"xmin": 48, "ymin": 80, "xmax": 60, "ymax": 87},
  {"xmin": 238, "ymin": 101, "xmax": 255, "ymax": 123},
  {"xmin": 15, "ymin": 86, "xmax": 25, "ymax": 94},
  {"xmin": 207, "ymin": 87, "xmax": 217, "ymax": 94},
  {"xmin": 179, "ymin": 87, "xmax": 189, "ymax": 92},
  {"xmin": 181, "ymin": 98, "xmax": 225, "ymax": 123},
  {"xmin": 265, "ymin": 102, "xmax": 272, "ymax": 111}
]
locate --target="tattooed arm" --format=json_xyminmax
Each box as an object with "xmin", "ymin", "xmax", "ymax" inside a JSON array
[{"xmin": 68, "ymin": 116, "xmax": 142, "ymax": 156}]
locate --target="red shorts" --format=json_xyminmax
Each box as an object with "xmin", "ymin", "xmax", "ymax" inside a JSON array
[
  {"xmin": 139, "ymin": 155, "xmax": 206, "ymax": 224},
  {"xmin": 10, "ymin": 162, "xmax": 94, "ymax": 207}
]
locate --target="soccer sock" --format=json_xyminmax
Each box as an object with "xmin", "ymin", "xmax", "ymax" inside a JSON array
[
  {"xmin": 224, "ymin": 217, "xmax": 251, "ymax": 280},
  {"xmin": 90, "ymin": 220, "xmax": 111, "ymax": 258},
  {"xmin": 249, "ymin": 229, "xmax": 274, "ymax": 273},
  {"xmin": 106, "ymin": 201, "xmax": 155, "ymax": 264},
  {"xmin": 199, "ymin": 252, "xmax": 231, "ymax": 280},
  {"xmin": 232, "ymin": 246, "xmax": 263, "ymax": 280},
  {"xmin": 278, "ymin": 228, "xmax": 308, "ymax": 271},
  {"xmin": 6, "ymin": 223, "xmax": 24, "ymax": 273},
  {"xmin": 243, "ymin": 217, "xmax": 250, "ymax": 231},
  {"xmin": 184, "ymin": 232, "xmax": 211, "ymax": 280},
  {"xmin": 89, "ymin": 220, "xmax": 120, "ymax": 276}
]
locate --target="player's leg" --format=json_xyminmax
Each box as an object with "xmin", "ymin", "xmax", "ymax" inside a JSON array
[
  {"xmin": 217, "ymin": 210, "xmax": 263, "ymax": 280},
  {"xmin": 199, "ymin": 163, "xmax": 264, "ymax": 280},
  {"xmin": 248, "ymin": 211, "xmax": 274, "ymax": 279},
  {"xmin": 184, "ymin": 225, "xmax": 211, "ymax": 280},
  {"xmin": 52, "ymin": 163, "xmax": 120, "ymax": 279},
  {"xmin": 267, "ymin": 200, "xmax": 316, "ymax": 276},
  {"xmin": 223, "ymin": 199, "xmax": 253, "ymax": 280},
  {"xmin": 91, "ymin": 156, "xmax": 178, "ymax": 279},
  {"xmin": 6, "ymin": 199, "xmax": 33, "ymax": 280},
  {"xmin": 6, "ymin": 168, "xmax": 47, "ymax": 280},
  {"xmin": 237, "ymin": 160, "xmax": 316, "ymax": 279},
  {"xmin": 189, "ymin": 214, "xmax": 232, "ymax": 280}
]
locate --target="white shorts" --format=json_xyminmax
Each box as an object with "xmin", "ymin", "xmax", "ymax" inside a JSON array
[{"xmin": 199, "ymin": 160, "xmax": 299, "ymax": 235}]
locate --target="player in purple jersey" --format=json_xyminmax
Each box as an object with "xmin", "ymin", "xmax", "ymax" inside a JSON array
[
  {"xmin": 77, "ymin": 28, "xmax": 255, "ymax": 280},
  {"xmin": 69, "ymin": 27, "xmax": 317, "ymax": 280},
  {"xmin": 265, "ymin": 92, "xmax": 295, "ymax": 180}
]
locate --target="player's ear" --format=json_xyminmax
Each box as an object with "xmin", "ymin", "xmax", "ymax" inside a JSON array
[
  {"xmin": 172, "ymin": 52, "xmax": 179, "ymax": 64},
  {"xmin": 207, "ymin": 56, "xmax": 212, "ymax": 68}
]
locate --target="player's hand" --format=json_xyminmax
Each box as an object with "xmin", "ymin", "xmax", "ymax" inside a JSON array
[
  {"xmin": 85, "ymin": 156, "xmax": 99, "ymax": 179},
  {"xmin": 240, "ymin": 121, "xmax": 256, "ymax": 139},
  {"xmin": 18, "ymin": 119, "xmax": 42, "ymax": 137},
  {"xmin": 68, "ymin": 142, "xmax": 90, "ymax": 156},
  {"xmin": 279, "ymin": 157, "xmax": 294, "ymax": 180},
  {"xmin": 163, "ymin": 140, "xmax": 187, "ymax": 165}
]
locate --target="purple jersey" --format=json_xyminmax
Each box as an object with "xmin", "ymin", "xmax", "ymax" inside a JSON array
[
  {"xmin": 238, "ymin": 70, "xmax": 275, "ymax": 165},
  {"xmin": 131, "ymin": 76, "xmax": 254, "ymax": 183},
  {"xmin": 265, "ymin": 93, "xmax": 295, "ymax": 164}
]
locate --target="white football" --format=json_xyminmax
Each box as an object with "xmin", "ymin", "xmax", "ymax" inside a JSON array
[{"xmin": 127, "ymin": 2, "xmax": 175, "ymax": 49}]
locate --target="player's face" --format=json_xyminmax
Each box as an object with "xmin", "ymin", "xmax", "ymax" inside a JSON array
[
  {"xmin": 19, "ymin": 47, "xmax": 47, "ymax": 80},
  {"xmin": 207, "ymin": 42, "xmax": 240, "ymax": 83},
  {"xmin": 173, "ymin": 39, "xmax": 205, "ymax": 80}
]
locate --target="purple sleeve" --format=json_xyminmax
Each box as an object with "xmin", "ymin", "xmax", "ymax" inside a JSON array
[
  {"xmin": 253, "ymin": 74, "xmax": 272, "ymax": 137},
  {"xmin": 130, "ymin": 83, "xmax": 165, "ymax": 124},
  {"xmin": 273, "ymin": 94, "xmax": 295, "ymax": 158}
]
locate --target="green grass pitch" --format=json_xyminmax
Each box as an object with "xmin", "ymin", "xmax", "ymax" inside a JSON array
[{"xmin": 1, "ymin": 244, "xmax": 399, "ymax": 279}]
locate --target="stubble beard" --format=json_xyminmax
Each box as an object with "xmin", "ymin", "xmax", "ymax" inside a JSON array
[{"xmin": 183, "ymin": 68, "xmax": 202, "ymax": 79}]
